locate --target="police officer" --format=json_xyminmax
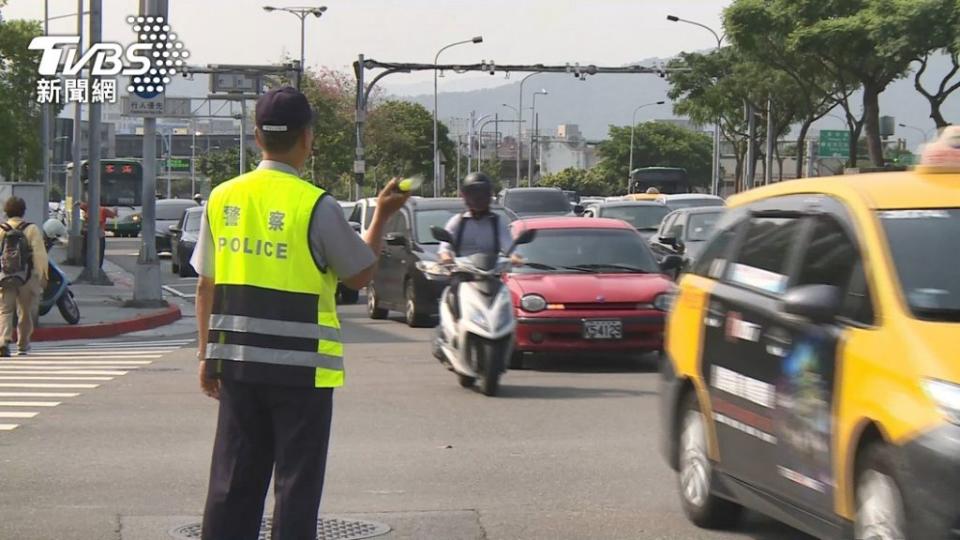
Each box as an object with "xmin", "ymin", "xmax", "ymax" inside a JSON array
[{"xmin": 190, "ymin": 86, "xmax": 408, "ymax": 540}]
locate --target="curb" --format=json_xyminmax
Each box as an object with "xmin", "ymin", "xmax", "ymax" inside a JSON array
[{"xmin": 33, "ymin": 304, "xmax": 183, "ymax": 342}]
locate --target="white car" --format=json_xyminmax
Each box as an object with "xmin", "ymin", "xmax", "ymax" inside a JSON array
[
  {"xmin": 655, "ymin": 193, "xmax": 725, "ymax": 211},
  {"xmin": 346, "ymin": 197, "xmax": 377, "ymax": 235}
]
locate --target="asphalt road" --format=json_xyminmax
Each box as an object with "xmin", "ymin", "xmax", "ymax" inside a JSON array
[{"xmin": 0, "ymin": 298, "xmax": 813, "ymax": 539}]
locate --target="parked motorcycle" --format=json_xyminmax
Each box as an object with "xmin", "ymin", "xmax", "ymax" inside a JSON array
[
  {"xmin": 40, "ymin": 219, "xmax": 80, "ymax": 324},
  {"xmin": 419, "ymin": 226, "xmax": 536, "ymax": 396}
]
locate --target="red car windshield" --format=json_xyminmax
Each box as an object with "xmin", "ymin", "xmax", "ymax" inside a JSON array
[{"xmin": 513, "ymin": 228, "xmax": 660, "ymax": 273}]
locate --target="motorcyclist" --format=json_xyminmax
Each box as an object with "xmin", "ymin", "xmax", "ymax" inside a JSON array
[
  {"xmin": 193, "ymin": 193, "xmax": 204, "ymax": 205},
  {"xmin": 437, "ymin": 172, "xmax": 514, "ymax": 319}
]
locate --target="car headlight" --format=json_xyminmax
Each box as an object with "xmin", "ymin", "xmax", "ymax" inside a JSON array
[
  {"xmin": 520, "ymin": 294, "xmax": 547, "ymax": 313},
  {"xmin": 924, "ymin": 379, "xmax": 960, "ymax": 425},
  {"xmin": 470, "ymin": 310, "xmax": 490, "ymax": 330},
  {"xmin": 131, "ymin": 214, "xmax": 141, "ymax": 223},
  {"xmin": 653, "ymin": 293, "xmax": 674, "ymax": 312}
]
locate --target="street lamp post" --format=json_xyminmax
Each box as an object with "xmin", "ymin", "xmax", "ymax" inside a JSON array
[
  {"xmin": 529, "ymin": 90, "xmax": 548, "ymax": 187},
  {"xmin": 262, "ymin": 5, "xmax": 327, "ymax": 90},
  {"xmin": 501, "ymin": 103, "xmax": 521, "ymax": 186},
  {"xmin": 667, "ymin": 14, "xmax": 723, "ymax": 195},
  {"xmin": 433, "ymin": 36, "xmax": 483, "ymax": 197},
  {"xmin": 898, "ymin": 123, "xmax": 934, "ymax": 142},
  {"xmin": 517, "ymin": 72, "xmax": 541, "ymax": 185},
  {"xmin": 628, "ymin": 100, "xmax": 666, "ymax": 186}
]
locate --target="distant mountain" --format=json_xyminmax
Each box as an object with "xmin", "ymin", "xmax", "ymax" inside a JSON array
[{"xmin": 397, "ymin": 54, "xmax": 960, "ymax": 151}]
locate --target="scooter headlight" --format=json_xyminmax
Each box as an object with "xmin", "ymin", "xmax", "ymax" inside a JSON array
[
  {"xmin": 470, "ymin": 310, "xmax": 490, "ymax": 331},
  {"xmin": 520, "ymin": 294, "xmax": 547, "ymax": 313}
]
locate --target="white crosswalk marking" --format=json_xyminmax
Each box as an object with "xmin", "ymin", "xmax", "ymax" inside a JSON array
[
  {"xmin": 0, "ymin": 338, "xmax": 189, "ymax": 432},
  {"xmin": 0, "ymin": 411, "xmax": 38, "ymax": 418}
]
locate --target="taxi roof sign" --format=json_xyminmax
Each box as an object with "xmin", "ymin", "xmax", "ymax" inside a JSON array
[{"xmin": 917, "ymin": 126, "xmax": 960, "ymax": 174}]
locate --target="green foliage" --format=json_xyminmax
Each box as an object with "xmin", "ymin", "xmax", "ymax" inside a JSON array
[
  {"xmin": 0, "ymin": 19, "xmax": 44, "ymax": 181},
  {"xmin": 539, "ymin": 167, "xmax": 617, "ymax": 197},
  {"xmin": 199, "ymin": 147, "xmax": 259, "ymax": 189},
  {"xmin": 366, "ymin": 100, "xmax": 454, "ymax": 194},
  {"xmin": 595, "ymin": 122, "xmax": 712, "ymax": 191},
  {"xmin": 301, "ymin": 68, "xmax": 356, "ymax": 189},
  {"xmin": 723, "ymin": 0, "xmax": 958, "ymax": 166}
]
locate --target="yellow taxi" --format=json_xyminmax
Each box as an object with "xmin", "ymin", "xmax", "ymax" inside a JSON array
[{"xmin": 660, "ymin": 129, "xmax": 960, "ymax": 540}]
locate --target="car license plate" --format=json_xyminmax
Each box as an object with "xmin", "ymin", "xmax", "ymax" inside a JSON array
[{"xmin": 583, "ymin": 320, "xmax": 623, "ymax": 340}]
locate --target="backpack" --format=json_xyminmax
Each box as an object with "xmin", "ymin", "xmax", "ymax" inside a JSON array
[
  {"xmin": 0, "ymin": 222, "xmax": 33, "ymax": 287},
  {"xmin": 454, "ymin": 212, "xmax": 500, "ymax": 257}
]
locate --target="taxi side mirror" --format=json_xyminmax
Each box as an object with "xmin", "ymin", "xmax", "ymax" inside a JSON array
[{"xmin": 783, "ymin": 284, "xmax": 842, "ymax": 324}]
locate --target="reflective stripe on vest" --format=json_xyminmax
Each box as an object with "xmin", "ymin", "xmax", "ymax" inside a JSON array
[{"xmin": 205, "ymin": 168, "xmax": 343, "ymax": 387}]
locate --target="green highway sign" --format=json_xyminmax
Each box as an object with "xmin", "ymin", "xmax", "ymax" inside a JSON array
[
  {"xmin": 158, "ymin": 158, "xmax": 192, "ymax": 173},
  {"xmin": 819, "ymin": 130, "xmax": 850, "ymax": 159}
]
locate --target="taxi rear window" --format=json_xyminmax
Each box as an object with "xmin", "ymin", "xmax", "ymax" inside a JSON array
[{"xmin": 879, "ymin": 208, "xmax": 960, "ymax": 321}]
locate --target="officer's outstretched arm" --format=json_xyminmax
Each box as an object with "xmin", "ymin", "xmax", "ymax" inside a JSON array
[{"xmin": 342, "ymin": 179, "xmax": 409, "ymax": 289}]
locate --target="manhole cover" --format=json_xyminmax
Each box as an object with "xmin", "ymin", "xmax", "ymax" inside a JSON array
[{"xmin": 169, "ymin": 517, "xmax": 390, "ymax": 540}]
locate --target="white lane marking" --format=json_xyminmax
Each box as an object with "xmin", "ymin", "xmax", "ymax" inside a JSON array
[
  {"xmin": 0, "ymin": 360, "xmax": 152, "ymax": 365},
  {"xmin": 31, "ymin": 340, "xmax": 193, "ymax": 348},
  {"xmin": 0, "ymin": 366, "xmax": 138, "ymax": 371},
  {"xmin": 0, "ymin": 383, "xmax": 99, "ymax": 388},
  {"xmin": 0, "ymin": 401, "xmax": 60, "ymax": 407},
  {"xmin": 0, "ymin": 412, "xmax": 38, "ymax": 418},
  {"xmin": 18, "ymin": 350, "xmax": 176, "ymax": 356},
  {"xmin": 0, "ymin": 371, "xmax": 127, "ymax": 376},
  {"xmin": 0, "ymin": 392, "xmax": 79, "ymax": 397},
  {"xmin": 0, "ymin": 376, "xmax": 113, "ymax": 381},
  {"xmin": 0, "ymin": 424, "xmax": 18, "ymax": 430},
  {"xmin": 0, "ymin": 352, "xmax": 163, "ymax": 358},
  {"xmin": 162, "ymin": 285, "xmax": 196, "ymax": 299}
]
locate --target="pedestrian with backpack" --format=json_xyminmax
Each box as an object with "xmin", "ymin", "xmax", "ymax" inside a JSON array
[{"xmin": 0, "ymin": 197, "xmax": 48, "ymax": 357}]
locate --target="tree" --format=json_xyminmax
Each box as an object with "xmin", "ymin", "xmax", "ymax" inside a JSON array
[
  {"xmin": 725, "ymin": 0, "xmax": 859, "ymax": 174},
  {"xmin": 300, "ymin": 68, "xmax": 356, "ymax": 188},
  {"xmin": 726, "ymin": 0, "xmax": 956, "ymax": 166},
  {"xmin": 909, "ymin": 1, "xmax": 960, "ymax": 128},
  {"xmin": 539, "ymin": 167, "xmax": 616, "ymax": 197},
  {"xmin": 198, "ymin": 147, "xmax": 259, "ymax": 189},
  {"xmin": 0, "ymin": 18, "xmax": 44, "ymax": 181},
  {"xmin": 596, "ymin": 122, "xmax": 713, "ymax": 192},
  {"xmin": 365, "ymin": 100, "xmax": 454, "ymax": 195}
]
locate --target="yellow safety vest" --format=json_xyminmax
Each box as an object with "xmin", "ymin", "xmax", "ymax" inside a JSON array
[{"xmin": 205, "ymin": 167, "xmax": 343, "ymax": 388}]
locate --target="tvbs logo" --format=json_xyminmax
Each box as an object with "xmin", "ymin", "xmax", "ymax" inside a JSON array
[{"xmin": 29, "ymin": 15, "xmax": 190, "ymax": 105}]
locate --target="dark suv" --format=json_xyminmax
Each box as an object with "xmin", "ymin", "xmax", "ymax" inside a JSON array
[
  {"xmin": 367, "ymin": 198, "xmax": 516, "ymax": 327},
  {"xmin": 498, "ymin": 187, "xmax": 578, "ymax": 217}
]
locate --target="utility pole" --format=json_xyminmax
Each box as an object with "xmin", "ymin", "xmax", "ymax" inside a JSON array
[
  {"xmin": 78, "ymin": 0, "xmax": 108, "ymax": 284},
  {"xmin": 764, "ymin": 95, "xmax": 774, "ymax": 185},
  {"xmin": 745, "ymin": 101, "xmax": 757, "ymax": 191},
  {"xmin": 67, "ymin": 0, "xmax": 84, "ymax": 264},
  {"xmin": 239, "ymin": 100, "xmax": 247, "ymax": 174},
  {"xmin": 132, "ymin": 0, "xmax": 166, "ymax": 303},
  {"xmin": 41, "ymin": 1, "xmax": 51, "ymax": 206}
]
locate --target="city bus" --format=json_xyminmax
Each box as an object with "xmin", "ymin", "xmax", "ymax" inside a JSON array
[
  {"xmin": 67, "ymin": 159, "xmax": 144, "ymax": 237},
  {"xmin": 628, "ymin": 167, "xmax": 692, "ymax": 195}
]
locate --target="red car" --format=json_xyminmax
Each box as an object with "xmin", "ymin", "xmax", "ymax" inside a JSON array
[{"xmin": 506, "ymin": 217, "xmax": 677, "ymax": 367}]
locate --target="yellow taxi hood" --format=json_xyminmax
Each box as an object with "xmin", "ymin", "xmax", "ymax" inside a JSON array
[{"xmin": 900, "ymin": 318, "xmax": 960, "ymax": 385}]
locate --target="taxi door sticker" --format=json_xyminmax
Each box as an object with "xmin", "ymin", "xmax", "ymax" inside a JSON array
[{"xmin": 774, "ymin": 326, "xmax": 840, "ymax": 510}]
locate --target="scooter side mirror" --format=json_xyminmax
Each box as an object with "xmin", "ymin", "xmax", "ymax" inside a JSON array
[
  {"xmin": 507, "ymin": 228, "xmax": 537, "ymax": 255},
  {"xmin": 431, "ymin": 226, "xmax": 454, "ymax": 244}
]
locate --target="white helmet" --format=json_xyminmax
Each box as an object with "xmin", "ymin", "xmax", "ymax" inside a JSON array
[{"xmin": 42, "ymin": 218, "xmax": 67, "ymax": 241}]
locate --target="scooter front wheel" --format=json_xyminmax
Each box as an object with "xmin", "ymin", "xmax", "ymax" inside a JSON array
[
  {"xmin": 474, "ymin": 338, "xmax": 503, "ymax": 397},
  {"xmin": 57, "ymin": 291, "xmax": 80, "ymax": 325}
]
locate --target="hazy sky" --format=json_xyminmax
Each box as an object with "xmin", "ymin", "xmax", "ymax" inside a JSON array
[{"xmin": 3, "ymin": 0, "xmax": 729, "ymax": 91}]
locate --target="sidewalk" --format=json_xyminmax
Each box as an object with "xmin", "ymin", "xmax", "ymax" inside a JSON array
[{"xmin": 32, "ymin": 248, "xmax": 182, "ymax": 341}]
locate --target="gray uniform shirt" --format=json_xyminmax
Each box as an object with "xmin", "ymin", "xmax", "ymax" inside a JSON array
[
  {"xmin": 191, "ymin": 160, "xmax": 374, "ymax": 279},
  {"xmin": 438, "ymin": 211, "xmax": 513, "ymax": 258}
]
